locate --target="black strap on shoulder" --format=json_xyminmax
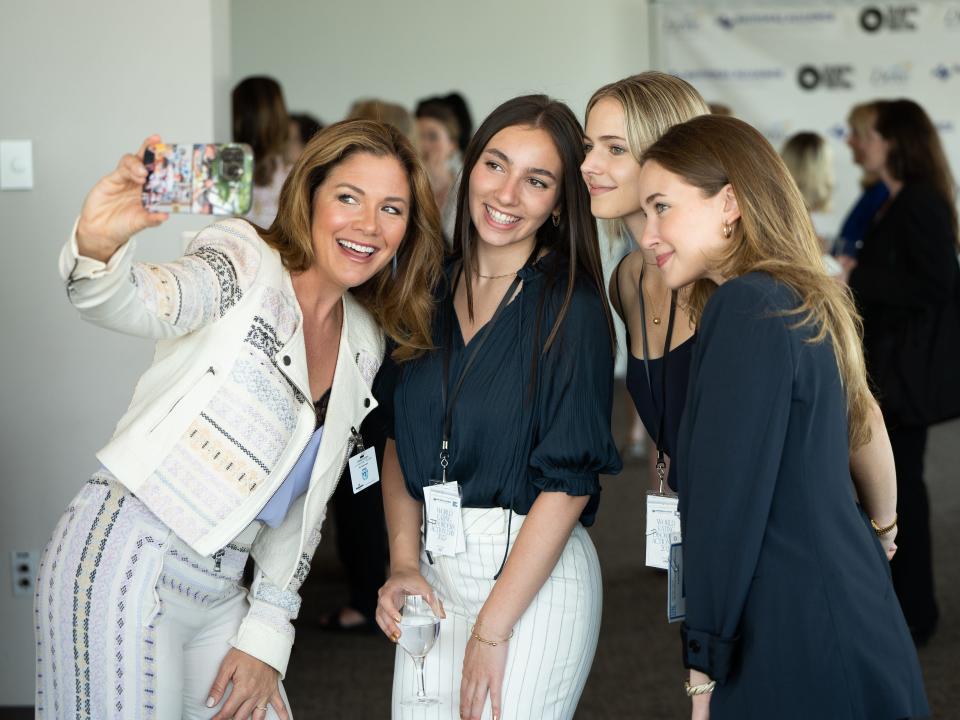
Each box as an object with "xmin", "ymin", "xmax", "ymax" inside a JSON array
[{"xmin": 637, "ymin": 263, "xmax": 678, "ymax": 493}]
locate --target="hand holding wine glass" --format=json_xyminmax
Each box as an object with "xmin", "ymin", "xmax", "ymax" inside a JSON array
[{"xmin": 397, "ymin": 594, "xmax": 441, "ymax": 707}]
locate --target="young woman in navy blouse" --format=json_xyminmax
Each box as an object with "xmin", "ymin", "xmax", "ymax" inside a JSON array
[
  {"xmin": 638, "ymin": 115, "xmax": 928, "ymax": 719},
  {"xmin": 374, "ymin": 95, "xmax": 621, "ymax": 720}
]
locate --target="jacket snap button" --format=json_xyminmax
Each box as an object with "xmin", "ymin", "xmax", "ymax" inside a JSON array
[
  {"xmin": 688, "ymin": 639, "xmax": 701, "ymax": 653},
  {"xmin": 282, "ymin": 355, "xmax": 291, "ymax": 366},
  {"xmin": 364, "ymin": 398, "xmax": 371, "ymax": 408}
]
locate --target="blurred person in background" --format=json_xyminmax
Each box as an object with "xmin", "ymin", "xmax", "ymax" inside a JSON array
[
  {"xmin": 780, "ymin": 131, "xmax": 843, "ymax": 277},
  {"xmin": 285, "ymin": 112, "xmax": 324, "ymax": 165},
  {"xmin": 349, "ymin": 99, "xmax": 417, "ymax": 146},
  {"xmin": 416, "ymin": 98, "xmax": 463, "ymax": 241},
  {"xmin": 849, "ymin": 98, "xmax": 960, "ymax": 647},
  {"xmin": 233, "ymin": 76, "xmax": 292, "ymax": 229},
  {"xmin": 836, "ymin": 102, "xmax": 890, "ymax": 275}
]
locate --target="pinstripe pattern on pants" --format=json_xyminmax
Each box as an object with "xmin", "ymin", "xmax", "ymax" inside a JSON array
[{"xmin": 392, "ymin": 507, "xmax": 602, "ymax": 719}]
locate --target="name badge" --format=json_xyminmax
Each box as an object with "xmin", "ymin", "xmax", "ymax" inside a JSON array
[
  {"xmin": 667, "ymin": 532, "xmax": 686, "ymax": 623},
  {"xmin": 348, "ymin": 447, "xmax": 379, "ymax": 493},
  {"xmin": 645, "ymin": 492, "xmax": 681, "ymax": 570},
  {"xmin": 423, "ymin": 481, "xmax": 466, "ymax": 557}
]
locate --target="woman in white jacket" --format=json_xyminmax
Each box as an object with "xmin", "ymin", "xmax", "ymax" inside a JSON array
[{"xmin": 36, "ymin": 121, "xmax": 444, "ymax": 720}]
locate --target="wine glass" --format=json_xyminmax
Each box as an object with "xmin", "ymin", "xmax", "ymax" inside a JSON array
[{"xmin": 398, "ymin": 593, "xmax": 441, "ymax": 706}]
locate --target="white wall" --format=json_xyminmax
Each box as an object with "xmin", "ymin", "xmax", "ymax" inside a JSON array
[
  {"xmin": 229, "ymin": 0, "xmax": 652, "ymax": 132},
  {"xmin": 0, "ymin": 0, "xmax": 226, "ymax": 705}
]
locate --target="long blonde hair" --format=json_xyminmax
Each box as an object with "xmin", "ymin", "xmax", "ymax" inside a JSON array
[
  {"xmin": 260, "ymin": 119, "xmax": 445, "ymax": 362},
  {"xmin": 644, "ymin": 115, "xmax": 873, "ymax": 448},
  {"xmin": 586, "ymin": 72, "xmax": 711, "ymax": 242}
]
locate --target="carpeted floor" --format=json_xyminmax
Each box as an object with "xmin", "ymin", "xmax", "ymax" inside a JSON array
[{"xmin": 287, "ymin": 392, "xmax": 959, "ymax": 719}]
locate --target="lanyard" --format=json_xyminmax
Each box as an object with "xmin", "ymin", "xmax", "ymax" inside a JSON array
[
  {"xmin": 439, "ymin": 262, "xmax": 526, "ymax": 482},
  {"xmin": 636, "ymin": 263, "xmax": 678, "ymax": 494}
]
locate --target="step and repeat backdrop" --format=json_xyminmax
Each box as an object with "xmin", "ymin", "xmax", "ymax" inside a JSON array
[{"xmin": 650, "ymin": 1, "xmax": 960, "ymax": 237}]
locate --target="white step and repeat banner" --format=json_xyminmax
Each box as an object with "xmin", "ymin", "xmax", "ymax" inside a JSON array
[{"xmin": 650, "ymin": 1, "xmax": 960, "ymax": 237}]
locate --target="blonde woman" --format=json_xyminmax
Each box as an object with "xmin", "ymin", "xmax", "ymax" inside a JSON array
[
  {"xmin": 37, "ymin": 121, "xmax": 444, "ymax": 719},
  {"xmin": 582, "ymin": 74, "xmax": 898, "ymax": 551},
  {"xmin": 780, "ymin": 131, "xmax": 842, "ymax": 275},
  {"xmin": 837, "ymin": 102, "xmax": 890, "ymax": 266},
  {"xmin": 638, "ymin": 114, "xmax": 928, "ymax": 719}
]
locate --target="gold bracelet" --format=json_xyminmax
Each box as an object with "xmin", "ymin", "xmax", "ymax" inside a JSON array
[
  {"xmin": 684, "ymin": 680, "xmax": 716, "ymax": 697},
  {"xmin": 871, "ymin": 514, "xmax": 898, "ymax": 537},
  {"xmin": 470, "ymin": 623, "xmax": 514, "ymax": 647}
]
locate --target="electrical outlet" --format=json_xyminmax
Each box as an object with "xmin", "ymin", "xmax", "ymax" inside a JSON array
[{"xmin": 10, "ymin": 550, "xmax": 39, "ymax": 597}]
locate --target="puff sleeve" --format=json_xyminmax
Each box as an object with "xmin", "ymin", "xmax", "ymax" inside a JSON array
[{"xmin": 528, "ymin": 285, "xmax": 622, "ymax": 502}]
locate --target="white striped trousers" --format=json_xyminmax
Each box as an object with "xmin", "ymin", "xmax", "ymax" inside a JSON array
[{"xmin": 392, "ymin": 507, "xmax": 602, "ymax": 719}]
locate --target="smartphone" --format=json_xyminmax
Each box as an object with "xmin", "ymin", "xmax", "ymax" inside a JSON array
[{"xmin": 141, "ymin": 142, "xmax": 253, "ymax": 215}]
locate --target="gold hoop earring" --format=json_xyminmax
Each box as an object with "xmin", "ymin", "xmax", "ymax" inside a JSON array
[
  {"xmin": 722, "ymin": 221, "xmax": 733, "ymax": 239},
  {"xmin": 552, "ymin": 213, "xmax": 560, "ymax": 228}
]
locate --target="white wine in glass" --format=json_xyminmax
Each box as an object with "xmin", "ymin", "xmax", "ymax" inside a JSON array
[{"xmin": 398, "ymin": 594, "xmax": 441, "ymax": 707}]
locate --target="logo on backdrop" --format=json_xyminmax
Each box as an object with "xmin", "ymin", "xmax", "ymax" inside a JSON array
[
  {"xmin": 932, "ymin": 63, "xmax": 960, "ymax": 81},
  {"xmin": 674, "ymin": 68, "xmax": 784, "ymax": 82},
  {"xmin": 860, "ymin": 5, "xmax": 918, "ymax": 32},
  {"xmin": 870, "ymin": 62, "xmax": 912, "ymax": 85},
  {"xmin": 714, "ymin": 11, "xmax": 836, "ymax": 30},
  {"xmin": 797, "ymin": 64, "xmax": 854, "ymax": 90},
  {"xmin": 664, "ymin": 14, "xmax": 700, "ymax": 33}
]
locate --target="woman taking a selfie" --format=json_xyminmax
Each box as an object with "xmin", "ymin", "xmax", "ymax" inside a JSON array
[
  {"xmin": 636, "ymin": 114, "xmax": 927, "ymax": 719},
  {"xmin": 36, "ymin": 121, "xmax": 443, "ymax": 719},
  {"xmin": 375, "ymin": 95, "xmax": 620, "ymax": 720}
]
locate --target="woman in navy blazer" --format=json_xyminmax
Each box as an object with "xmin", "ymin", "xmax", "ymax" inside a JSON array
[{"xmin": 637, "ymin": 115, "xmax": 928, "ymax": 719}]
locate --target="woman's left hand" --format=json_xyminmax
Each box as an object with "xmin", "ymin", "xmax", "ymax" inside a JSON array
[
  {"xmin": 208, "ymin": 647, "xmax": 289, "ymax": 720},
  {"xmin": 459, "ymin": 635, "xmax": 509, "ymax": 720}
]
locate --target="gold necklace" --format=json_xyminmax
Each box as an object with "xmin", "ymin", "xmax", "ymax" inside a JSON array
[
  {"xmin": 642, "ymin": 275, "xmax": 669, "ymax": 326},
  {"xmin": 476, "ymin": 268, "xmax": 522, "ymax": 280}
]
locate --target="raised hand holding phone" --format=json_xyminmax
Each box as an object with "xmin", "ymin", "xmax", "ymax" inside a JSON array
[{"xmin": 76, "ymin": 135, "xmax": 169, "ymax": 263}]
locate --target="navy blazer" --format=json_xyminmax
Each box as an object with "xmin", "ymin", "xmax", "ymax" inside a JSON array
[{"xmin": 677, "ymin": 274, "xmax": 929, "ymax": 719}]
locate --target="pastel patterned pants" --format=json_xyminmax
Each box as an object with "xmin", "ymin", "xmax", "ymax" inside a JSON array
[{"xmin": 35, "ymin": 475, "xmax": 290, "ymax": 719}]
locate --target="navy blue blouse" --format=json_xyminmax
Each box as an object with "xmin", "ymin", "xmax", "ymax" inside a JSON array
[{"xmin": 381, "ymin": 253, "xmax": 621, "ymax": 526}]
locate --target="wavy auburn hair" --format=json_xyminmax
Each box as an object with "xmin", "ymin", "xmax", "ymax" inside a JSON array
[
  {"xmin": 260, "ymin": 119, "xmax": 445, "ymax": 362},
  {"xmin": 644, "ymin": 115, "xmax": 873, "ymax": 449}
]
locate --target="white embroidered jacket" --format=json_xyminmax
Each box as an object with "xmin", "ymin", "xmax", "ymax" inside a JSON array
[{"xmin": 59, "ymin": 218, "xmax": 383, "ymax": 676}]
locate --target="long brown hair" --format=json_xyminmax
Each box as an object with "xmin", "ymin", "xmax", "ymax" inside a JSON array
[
  {"xmin": 874, "ymin": 98, "xmax": 959, "ymax": 242},
  {"xmin": 644, "ymin": 115, "xmax": 873, "ymax": 448},
  {"xmin": 232, "ymin": 76, "xmax": 290, "ymax": 187},
  {"xmin": 454, "ymin": 94, "xmax": 615, "ymax": 354},
  {"xmin": 260, "ymin": 119, "xmax": 445, "ymax": 362}
]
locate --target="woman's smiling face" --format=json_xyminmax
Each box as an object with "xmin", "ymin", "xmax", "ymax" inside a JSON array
[
  {"xmin": 467, "ymin": 124, "xmax": 562, "ymax": 249},
  {"xmin": 636, "ymin": 160, "xmax": 738, "ymax": 289},
  {"xmin": 581, "ymin": 97, "xmax": 644, "ymax": 223}
]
